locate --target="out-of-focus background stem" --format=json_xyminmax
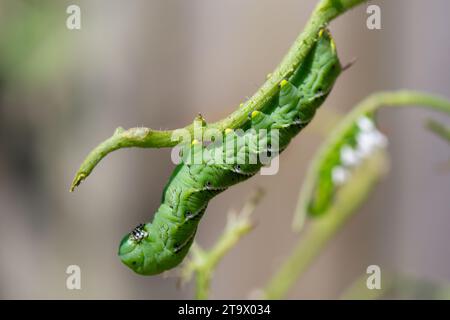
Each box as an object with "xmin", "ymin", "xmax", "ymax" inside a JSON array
[
  {"xmin": 263, "ymin": 91, "xmax": 450, "ymax": 299},
  {"xmin": 181, "ymin": 189, "xmax": 265, "ymax": 299},
  {"xmin": 263, "ymin": 149, "xmax": 390, "ymax": 299},
  {"xmin": 427, "ymin": 120, "xmax": 450, "ymax": 144}
]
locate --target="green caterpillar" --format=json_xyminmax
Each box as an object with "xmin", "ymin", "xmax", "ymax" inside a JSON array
[{"xmin": 119, "ymin": 30, "xmax": 342, "ymax": 275}]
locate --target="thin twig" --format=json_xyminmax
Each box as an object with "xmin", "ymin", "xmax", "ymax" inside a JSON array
[
  {"xmin": 426, "ymin": 119, "xmax": 450, "ymax": 144},
  {"xmin": 181, "ymin": 189, "xmax": 265, "ymax": 300},
  {"xmin": 70, "ymin": 0, "xmax": 368, "ymax": 192},
  {"xmin": 293, "ymin": 90, "xmax": 450, "ymax": 230},
  {"xmin": 339, "ymin": 271, "xmax": 394, "ymax": 300},
  {"xmin": 263, "ymin": 91, "xmax": 450, "ymax": 299},
  {"xmin": 262, "ymin": 149, "xmax": 389, "ymax": 299}
]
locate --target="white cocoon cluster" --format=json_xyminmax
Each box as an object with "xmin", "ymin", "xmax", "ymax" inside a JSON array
[
  {"xmin": 331, "ymin": 166, "xmax": 349, "ymax": 186},
  {"xmin": 340, "ymin": 145, "xmax": 359, "ymax": 167},
  {"xmin": 331, "ymin": 116, "xmax": 388, "ymax": 186},
  {"xmin": 357, "ymin": 116, "xmax": 375, "ymax": 132}
]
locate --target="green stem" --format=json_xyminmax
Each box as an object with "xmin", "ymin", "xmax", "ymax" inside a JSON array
[
  {"xmin": 293, "ymin": 90, "xmax": 450, "ymax": 230},
  {"xmin": 263, "ymin": 149, "xmax": 389, "ymax": 299},
  {"xmin": 194, "ymin": 219, "xmax": 254, "ymax": 300},
  {"xmin": 339, "ymin": 271, "xmax": 394, "ymax": 300},
  {"xmin": 70, "ymin": 0, "xmax": 368, "ymax": 191},
  {"xmin": 266, "ymin": 90, "xmax": 450, "ymax": 299},
  {"xmin": 426, "ymin": 119, "xmax": 450, "ymax": 144},
  {"xmin": 195, "ymin": 270, "xmax": 212, "ymax": 300},
  {"xmin": 181, "ymin": 189, "xmax": 265, "ymax": 299}
]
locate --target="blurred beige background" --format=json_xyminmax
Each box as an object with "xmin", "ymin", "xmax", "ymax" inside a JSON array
[{"xmin": 0, "ymin": 0, "xmax": 449, "ymax": 299}]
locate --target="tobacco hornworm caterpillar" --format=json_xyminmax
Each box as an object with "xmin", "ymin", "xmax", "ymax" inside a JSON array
[{"xmin": 119, "ymin": 30, "xmax": 342, "ymax": 275}]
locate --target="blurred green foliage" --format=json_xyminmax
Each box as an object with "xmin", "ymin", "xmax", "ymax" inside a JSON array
[{"xmin": 0, "ymin": 0, "xmax": 69, "ymax": 85}]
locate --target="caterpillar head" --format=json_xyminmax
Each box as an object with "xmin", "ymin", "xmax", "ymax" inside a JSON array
[
  {"xmin": 118, "ymin": 223, "xmax": 154, "ymax": 274},
  {"xmin": 118, "ymin": 222, "xmax": 174, "ymax": 275},
  {"xmin": 118, "ymin": 222, "xmax": 193, "ymax": 275}
]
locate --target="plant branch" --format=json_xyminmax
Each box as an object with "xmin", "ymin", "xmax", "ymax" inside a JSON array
[
  {"xmin": 262, "ymin": 90, "xmax": 450, "ymax": 299},
  {"xmin": 339, "ymin": 271, "xmax": 394, "ymax": 300},
  {"xmin": 426, "ymin": 119, "xmax": 450, "ymax": 144},
  {"xmin": 293, "ymin": 90, "xmax": 450, "ymax": 230},
  {"xmin": 262, "ymin": 149, "xmax": 389, "ymax": 299},
  {"xmin": 181, "ymin": 189, "xmax": 265, "ymax": 300},
  {"xmin": 70, "ymin": 0, "xmax": 368, "ymax": 192}
]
